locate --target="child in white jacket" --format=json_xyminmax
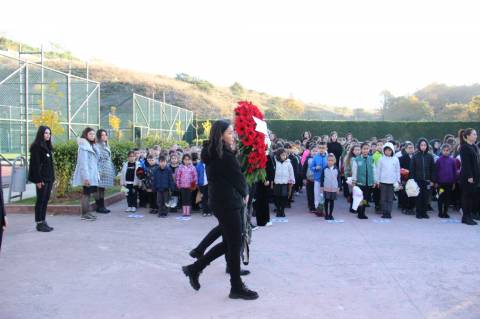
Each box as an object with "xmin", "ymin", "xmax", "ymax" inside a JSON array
[
  {"xmin": 273, "ymin": 148, "xmax": 295, "ymax": 217},
  {"xmin": 375, "ymin": 142, "xmax": 401, "ymax": 219}
]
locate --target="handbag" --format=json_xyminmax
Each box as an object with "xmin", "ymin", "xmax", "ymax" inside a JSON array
[{"xmin": 195, "ymin": 191, "xmax": 203, "ymax": 204}]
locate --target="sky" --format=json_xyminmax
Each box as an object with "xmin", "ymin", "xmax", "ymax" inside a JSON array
[{"xmin": 1, "ymin": 0, "xmax": 480, "ymax": 110}]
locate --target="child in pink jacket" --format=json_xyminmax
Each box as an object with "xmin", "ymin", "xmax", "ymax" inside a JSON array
[{"xmin": 176, "ymin": 154, "xmax": 198, "ymax": 216}]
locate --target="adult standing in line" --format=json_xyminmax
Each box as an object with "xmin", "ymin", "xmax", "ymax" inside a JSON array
[
  {"xmin": 94, "ymin": 129, "xmax": 116, "ymax": 214},
  {"xmin": 182, "ymin": 120, "xmax": 258, "ymax": 300},
  {"xmin": 458, "ymin": 128, "xmax": 479, "ymax": 225},
  {"xmin": 327, "ymin": 131, "xmax": 343, "ymax": 168},
  {"xmin": 72, "ymin": 127, "xmax": 100, "ymax": 221},
  {"xmin": 0, "ymin": 164, "xmax": 7, "ymax": 250},
  {"xmin": 28, "ymin": 126, "xmax": 55, "ymax": 232}
]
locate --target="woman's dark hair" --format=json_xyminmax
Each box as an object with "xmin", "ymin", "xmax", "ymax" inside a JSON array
[
  {"xmin": 458, "ymin": 128, "xmax": 476, "ymax": 145},
  {"xmin": 30, "ymin": 125, "xmax": 53, "ymax": 152},
  {"xmin": 191, "ymin": 152, "xmax": 199, "ymax": 162},
  {"xmin": 360, "ymin": 142, "xmax": 370, "ymax": 149},
  {"xmin": 275, "ymin": 148, "xmax": 287, "ymax": 161},
  {"xmin": 81, "ymin": 127, "xmax": 96, "ymax": 145},
  {"xmin": 302, "ymin": 131, "xmax": 312, "ymax": 140},
  {"xmin": 96, "ymin": 129, "xmax": 108, "ymax": 142},
  {"xmin": 208, "ymin": 119, "xmax": 231, "ymax": 159},
  {"xmin": 127, "ymin": 151, "xmax": 135, "ymax": 157}
]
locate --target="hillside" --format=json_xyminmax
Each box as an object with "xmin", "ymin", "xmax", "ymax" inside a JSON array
[{"xmin": 1, "ymin": 36, "xmax": 480, "ymax": 121}]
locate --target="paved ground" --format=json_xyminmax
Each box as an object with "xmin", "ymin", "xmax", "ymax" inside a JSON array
[{"xmin": 1, "ymin": 193, "xmax": 480, "ymax": 319}]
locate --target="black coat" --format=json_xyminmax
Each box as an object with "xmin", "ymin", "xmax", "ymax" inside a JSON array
[
  {"xmin": 327, "ymin": 142, "xmax": 343, "ymax": 165},
  {"xmin": 203, "ymin": 145, "xmax": 247, "ymax": 211},
  {"xmin": 459, "ymin": 143, "xmax": 480, "ymax": 188},
  {"xmin": 411, "ymin": 152, "xmax": 435, "ymax": 182},
  {"xmin": 399, "ymin": 153, "xmax": 413, "ymax": 170},
  {"xmin": 28, "ymin": 143, "xmax": 55, "ymax": 183}
]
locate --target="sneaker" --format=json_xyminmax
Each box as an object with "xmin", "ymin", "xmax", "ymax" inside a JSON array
[
  {"xmin": 81, "ymin": 214, "xmax": 96, "ymax": 221},
  {"xmin": 266, "ymin": 221, "xmax": 273, "ymax": 227},
  {"xmin": 149, "ymin": 209, "xmax": 157, "ymax": 214},
  {"xmin": 207, "ymin": 213, "xmax": 213, "ymax": 216},
  {"xmin": 132, "ymin": 207, "xmax": 137, "ymax": 212},
  {"xmin": 202, "ymin": 213, "xmax": 208, "ymax": 217},
  {"xmin": 125, "ymin": 207, "xmax": 131, "ymax": 212},
  {"xmin": 462, "ymin": 218, "xmax": 478, "ymax": 226},
  {"xmin": 252, "ymin": 225, "xmax": 259, "ymax": 231},
  {"xmin": 43, "ymin": 221, "xmax": 54, "ymax": 231},
  {"xmin": 229, "ymin": 283, "xmax": 259, "ymax": 300}
]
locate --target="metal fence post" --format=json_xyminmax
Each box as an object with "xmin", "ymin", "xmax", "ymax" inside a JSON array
[{"xmin": 67, "ymin": 74, "xmax": 71, "ymax": 140}]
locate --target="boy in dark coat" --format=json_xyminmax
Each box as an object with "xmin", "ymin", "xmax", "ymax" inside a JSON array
[
  {"xmin": 153, "ymin": 156, "xmax": 175, "ymax": 217},
  {"xmin": 411, "ymin": 138, "xmax": 436, "ymax": 219}
]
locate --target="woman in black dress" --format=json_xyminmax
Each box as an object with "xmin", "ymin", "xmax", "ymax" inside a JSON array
[{"xmin": 182, "ymin": 120, "xmax": 258, "ymax": 300}]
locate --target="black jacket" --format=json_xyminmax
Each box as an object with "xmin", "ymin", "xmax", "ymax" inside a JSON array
[
  {"xmin": 203, "ymin": 145, "xmax": 247, "ymax": 211},
  {"xmin": 399, "ymin": 153, "xmax": 413, "ymax": 170},
  {"xmin": 266, "ymin": 154, "xmax": 275, "ymax": 183},
  {"xmin": 327, "ymin": 142, "xmax": 343, "ymax": 165},
  {"xmin": 459, "ymin": 143, "xmax": 480, "ymax": 187},
  {"xmin": 28, "ymin": 143, "xmax": 55, "ymax": 183},
  {"xmin": 410, "ymin": 138, "xmax": 435, "ymax": 182}
]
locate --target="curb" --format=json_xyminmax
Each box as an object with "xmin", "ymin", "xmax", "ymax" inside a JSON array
[{"xmin": 5, "ymin": 192, "xmax": 125, "ymax": 215}]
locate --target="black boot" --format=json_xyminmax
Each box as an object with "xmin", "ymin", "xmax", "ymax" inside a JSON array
[
  {"xmin": 43, "ymin": 221, "xmax": 54, "ymax": 231},
  {"xmin": 462, "ymin": 217, "xmax": 478, "ymax": 225},
  {"xmin": 472, "ymin": 212, "xmax": 480, "ymax": 221},
  {"xmin": 36, "ymin": 222, "xmax": 52, "ymax": 232},
  {"xmin": 189, "ymin": 248, "xmax": 203, "ymax": 259},
  {"xmin": 182, "ymin": 265, "xmax": 201, "ymax": 291},
  {"xmin": 357, "ymin": 208, "xmax": 368, "ymax": 219},
  {"xmin": 229, "ymin": 283, "xmax": 259, "ymax": 300},
  {"xmin": 96, "ymin": 199, "xmax": 110, "ymax": 214}
]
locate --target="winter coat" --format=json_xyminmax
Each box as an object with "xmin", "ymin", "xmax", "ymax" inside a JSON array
[
  {"xmin": 435, "ymin": 155, "xmax": 457, "ymax": 184},
  {"xmin": 399, "ymin": 153, "xmax": 414, "ymax": 170},
  {"xmin": 152, "ymin": 166, "xmax": 175, "ymax": 192},
  {"xmin": 375, "ymin": 142, "xmax": 400, "ymax": 185},
  {"xmin": 327, "ymin": 141, "xmax": 343, "ymax": 165},
  {"xmin": 310, "ymin": 153, "xmax": 328, "ymax": 182},
  {"xmin": 304, "ymin": 156, "xmax": 315, "ymax": 181},
  {"xmin": 72, "ymin": 138, "xmax": 100, "ymax": 187},
  {"xmin": 320, "ymin": 165, "xmax": 341, "ymax": 192},
  {"xmin": 175, "ymin": 164, "xmax": 197, "ymax": 189},
  {"xmin": 372, "ymin": 151, "xmax": 383, "ymax": 166},
  {"xmin": 120, "ymin": 161, "xmax": 141, "ymax": 186},
  {"xmin": 94, "ymin": 142, "xmax": 116, "ymax": 188},
  {"xmin": 274, "ymin": 159, "xmax": 295, "ymax": 185},
  {"xmin": 28, "ymin": 142, "xmax": 55, "ymax": 183},
  {"xmin": 195, "ymin": 162, "xmax": 206, "ymax": 186},
  {"xmin": 410, "ymin": 138, "xmax": 435, "ymax": 182},
  {"xmin": 352, "ymin": 155, "xmax": 376, "ymax": 186},
  {"xmin": 459, "ymin": 143, "xmax": 480, "ymax": 189},
  {"xmin": 202, "ymin": 144, "xmax": 247, "ymax": 211}
]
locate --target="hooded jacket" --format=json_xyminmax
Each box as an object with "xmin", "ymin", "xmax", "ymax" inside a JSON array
[
  {"xmin": 375, "ymin": 142, "xmax": 400, "ymax": 185},
  {"xmin": 72, "ymin": 138, "xmax": 100, "ymax": 187},
  {"xmin": 310, "ymin": 152, "xmax": 328, "ymax": 182},
  {"xmin": 435, "ymin": 154, "xmax": 457, "ymax": 184},
  {"xmin": 202, "ymin": 144, "xmax": 247, "ymax": 211},
  {"xmin": 410, "ymin": 138, "xmax": 435, "ymax": 182}
]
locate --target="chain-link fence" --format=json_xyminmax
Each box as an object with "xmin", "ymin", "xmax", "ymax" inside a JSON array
[
  {"xmin": 101, "ymin": 93, "xmax": 194, "ymax": 143},
  {"xmin": 0, "ymin": 53, "xmax": 100, "ymax": 156}
]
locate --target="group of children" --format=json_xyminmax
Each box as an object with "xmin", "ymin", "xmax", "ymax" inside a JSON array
[
  {"xmin": 120, "ymin": 146, "xmax": 211, "ymax": 218},
  {"xmin": 120, "ymin": 131, "xmax": 467, "ymax": 223}
]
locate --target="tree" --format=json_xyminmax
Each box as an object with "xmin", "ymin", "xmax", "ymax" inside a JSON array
[
  {"xmin": 384, "ymin": 96, "xmax": 433, "ymax": 121},
  {"xmin": 468, "ymin": 95, "xmax": 480, "ymax": 120},
  {"xmin": 436, "ymin": 103, "xmax": 471, "ymax": 121},
  {"xmin": 264, "ymin": 107, "xmax": 284, "ymax": 119},
  {"xmin": 282, "ymin": 98, "xmax": 304, "ymax": 116},
  {"xmin": 380, "ymin": 90, "xmax": 394, "ymax": 120}
]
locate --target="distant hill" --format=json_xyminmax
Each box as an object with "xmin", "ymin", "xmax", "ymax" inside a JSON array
[{"xmin": 1, "ymin": 36, "xmax": 479, "ymax": 121}]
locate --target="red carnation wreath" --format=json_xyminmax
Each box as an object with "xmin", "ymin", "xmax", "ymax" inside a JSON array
[{"xmin": 234, "ymin": 101, "xmax": 268, "ymax": 185}]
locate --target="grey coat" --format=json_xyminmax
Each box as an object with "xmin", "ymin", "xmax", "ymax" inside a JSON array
[
  {"xmin": 95, "ymin": 142, "xmax": 116, "ymax": 188},
  {"xmin": 72, "ymin": 138, "xmax": 100, "ymax": 187}
]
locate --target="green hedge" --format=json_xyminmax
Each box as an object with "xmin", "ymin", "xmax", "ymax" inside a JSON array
[{"xmin": 190, "ymin": 120, "xmax": 480, "ymax": 142}]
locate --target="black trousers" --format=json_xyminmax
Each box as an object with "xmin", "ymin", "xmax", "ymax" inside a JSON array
[
  {"xmin": 274, "ymin": 195, "xmax": 288, "ymax": 213},
  {"xmin": 126, "ymin": 184, "xmax": 138, "ymax": 208},
  {"xmin": 399, "ymin": 188, "xmax": 415, "ymax": 210},
  {"xmin": 196, "ymin": 225, "xmax": 222, "ymax": 255},
  {"xmin": 138, "ymin": 188, "xmax": 147, "ymax": 207},
  {"xmin": 415, "ymin": 180, "xmax": 430, "ymax": 216},
  {"xmin": 0, "ymin": 228, "xmax": 3, "ymax": 251},
  {"xmin": 306, "ymin": 180, "xmax": 315, "ymax": 211},
  {"xmin": 357, "ymin": 185, "xmax": 372, "ymax": 217},
  {"xmin": 372, "ymin": 187, "xmax": 381, "ymax": 208},
  {"xmin": 254, "ymin": 182, "xmax": 270, "ymax": 226},
  {"xmin": 200, "ymin": 185, "xmax": 211, "ymax": 214},
  {"xmin": 35, "ymin": 181, "xmax": 53, "ymax": 222},
  {"xmin": 461, "ymin": 184, "xmax": 476, "ymax": 220},
  {"xmin": 147, "ymin": 191, "xmax": 158, "ymax": 209},
  {"xmin": 437, "ymin": 183, "xmax": 453, "ymax": 215},
  {"xmin": 192, "ymin": 207, "xmax": 243, "ymax": 288},
  {"xmin": 156, "ymin": 191, "xmax": 169, "ymax": 212}
]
